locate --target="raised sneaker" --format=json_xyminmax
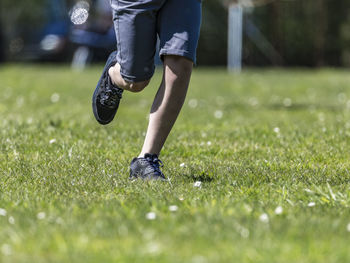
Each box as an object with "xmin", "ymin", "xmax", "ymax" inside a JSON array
[{"xmin": 92, "ymin": 51, "xmax": 123, "ymax": 125}]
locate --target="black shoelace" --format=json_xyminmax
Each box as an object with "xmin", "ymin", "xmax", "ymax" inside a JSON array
[
  {"xmin": 98, "ymin": 74, "xmax": 123, "ymax": 108},
  {"xmin": 144, "ymin": 155, "xmax": 164, "ymax": 177}
]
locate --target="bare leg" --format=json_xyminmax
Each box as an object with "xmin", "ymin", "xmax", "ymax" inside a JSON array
[
  {"xmin": 139, "ymin": 55, "xmax": 193, "ymax": 157},
  {"xmin": 108, "ymin": 63, "xmax": 150, "ymax": 93}
]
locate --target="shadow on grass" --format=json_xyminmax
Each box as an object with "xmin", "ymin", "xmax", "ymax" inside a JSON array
[
  {"xmin": 183, "ymin": 172, "xmax": 215, "ymax": 183},
  {"xmin": 227, "ymin": 102, "xmax": 345, "ymax": 112},
  {"xmin": 267, "ymin": 103, "xmax": 344, "ymax": 112}
]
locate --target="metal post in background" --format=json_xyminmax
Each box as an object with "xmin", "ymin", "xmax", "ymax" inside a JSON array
[{"xmin": 228, "ymin": 4, "xmax": 243, "ymax": 72}]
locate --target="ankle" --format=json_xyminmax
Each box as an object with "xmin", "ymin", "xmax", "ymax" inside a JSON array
[
  {"xmin": 108, "ymin": 66, "xmax": 118, "ymax": 86},
  {"xmin": 138, "ymin": 152, "xmax": 159, "ymax": 158}
]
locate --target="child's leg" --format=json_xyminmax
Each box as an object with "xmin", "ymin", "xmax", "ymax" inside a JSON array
[
  {"xmin": 139, "ymin": 0, "xmax": 202, "ymax": 156},
  {"xmin": 139, "ymin": 55, "xmax": 193, "ymax": 157}
]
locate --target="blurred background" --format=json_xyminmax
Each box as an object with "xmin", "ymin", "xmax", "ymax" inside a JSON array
[{"xmin": 0, "ymin": 0, "xmax": 349, "ymax": 68}]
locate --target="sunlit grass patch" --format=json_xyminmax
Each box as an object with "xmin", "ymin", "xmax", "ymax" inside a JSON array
[{"xmin": 0, "ymin": 65, "xmax": 350, "ymax": 262}]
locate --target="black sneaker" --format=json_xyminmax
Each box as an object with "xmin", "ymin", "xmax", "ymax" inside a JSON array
[
  {"xmin": 92, "ymin": 51, "xmax": 124, "ymax": 125},
  {"xmin": 129, "ymin": 154, "xmax": 167, "ymax": 181}
]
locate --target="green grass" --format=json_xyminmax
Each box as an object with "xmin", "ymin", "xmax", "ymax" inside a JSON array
[{"xmin": 1, "ymin": 65, "xmax": 350, "ymax": 262}]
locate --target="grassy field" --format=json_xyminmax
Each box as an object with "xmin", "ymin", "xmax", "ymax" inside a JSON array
[{"xmin": 0, "ymin": 65, "xmax": 350, "ymax": 262}]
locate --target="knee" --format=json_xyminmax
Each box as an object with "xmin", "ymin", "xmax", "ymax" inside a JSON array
[
  {"xmin": 120, "ymin": 79, "xmax": 150, "ymax": 93},
  {"xmin": 129, "ymin": 79, "xmax": 151, "ymax": 93}
]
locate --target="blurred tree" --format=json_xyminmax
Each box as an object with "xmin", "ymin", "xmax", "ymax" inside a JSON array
[
  {"xmin": 0, "ymin": 0, "xmax": 46, "ymax": 58},
  {"xmin": 1, "ymin": 0, "xmax": 46, "ymax": 29},
  {"xmin": 243, "ymin": 0, "xmax": 350, "ymax": 67},
  {"xmin": 268, "ymin": 0, "xmax": 283, "ymax": 65},
  {"xmin": 340, "ymin": 14, "xmax": 350, "ymax": 67},
  {"xmin": 326, "ymin": 0, "xmax": 350, "ymax": 66},
  {"xmin": 197, "ymin": 0, "xmax": 228, "ymax": 65},
  {"xmin": 0, "ymin": 5, "xmax": 4, "ymax": 62},
  {"xmin": 314, "ymin": 0, "xmax": 327, "ymax": 66}
]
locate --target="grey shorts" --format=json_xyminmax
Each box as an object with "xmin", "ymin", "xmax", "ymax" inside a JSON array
[{"xmin": 110, "ymin": 0, "xmax": 202, "ymax": 82}]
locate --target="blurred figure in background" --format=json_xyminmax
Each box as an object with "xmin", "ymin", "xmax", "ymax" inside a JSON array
[{"xmin": 70, "ymin": 0, "xmax": 116, "ymax": 68}]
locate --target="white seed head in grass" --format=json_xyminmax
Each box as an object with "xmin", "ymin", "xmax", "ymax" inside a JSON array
[
  {"xmin": 273, "ymin": 127, "xmax": 280, "ymax": 133},
  {"xmin": 8, "ymin": 216, "xmax": 15, "ymax": 225},
  {"xmin": 49, "ymin": 139, "xmax": 56, "ymax": 144},
  {"xmin": 1, "ymin": 244, "xmax": 12, "ymax": 256},
  {"xmin": 146, "ymin": 241, "xmax": 161, "ymax": 254},
  {"xmin": 274, "ymin": 206, "xmax": 283, "ymax": 215},
  {"xmin": 4, "ymin": 87, "xmax": 13, "ymax": 100},
  {"xmin": 179, "ymin": 163, "xmax": 186, "ymax": 168},
  {"xmin": 347, "ymin": 223, "xmax": 350, "ymax": 232},
  {"xmin": 283, "ymin": 98, "xmax": 292, "ymax": 107},
  {"xmin": 169, "ymin": 205, "xmax": 178, "ymax": 212},
  {"xmin": 146, "ymin": 212, "xmax": 156, "ymax": 220},
  {"xmin": 337, "ymin": 93, "xmax": 346, "ymax": 103},
  {"xmin": 191, "ymin": 255, "xmax": 207, "ymax": 263},
  {"xmin": 68, "ymin": 147, "xmax": 73, "ymax": 158},
  {"xmin": 26, "ymin": 117, "xmax": 33, "ymax": 124},
  {"xmin": 56, "ymin": 217, "xmax": 64, "ymax": 225},
  {"xmin": 214, "ymin": 110, "xmax": 223, "ymax": 119},
  {"xmin": 13, "ymin": 150, "xmax": 19, "ymax": 158},
  {"xmin": 16, "ymin": 97, "xmax": 24, "ymax": 107},
  {"xmin": 79, "ymin": 234, "xmax": 89, "ymax": 245},
  {"xmin": 318, "ymin": 113, "xmax": 325, "ymax": 122},
  {"xmin": 244, "ymin": 204, "xmax": 252, "ymax": 214},
  {"xmin": 50, "ymin": 93, "xmax": 60, "ymax": 103},
  {"xmin": 248, "ymin": 97, "xmax": 258, "ymax": 107},
  {"xmin": 193, "ymin": 181, "xmax": 202, "ymax": 188},
  {"xmin": 207, "ymin": 141, "xmax": 212, "ymax": 146},
  {"xmin": 37, "ymin": 212, "xmax": 46, "ymax": 220},
  {"xmin": 188, "ymin": 99, "xmax": 198, "ymax": 108},
  {"xmin": 240, "ymin": 227, "xmax": 250, "ymax": 238},
  {"xmin": 259, "ymin": 213, "xmax": 269, "ymax": 223},
  {"xmin": 308, "ymin": 202, "xmax": 316, "ymax": 207},
  {"xmin": 0, "ymin": 208, "xmax": 6, "ymax": 216}
]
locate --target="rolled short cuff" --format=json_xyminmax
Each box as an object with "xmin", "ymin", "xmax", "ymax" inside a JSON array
[{"xmin": 119, "ymin": 65, "xmax": 155, "ymax": 83}]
